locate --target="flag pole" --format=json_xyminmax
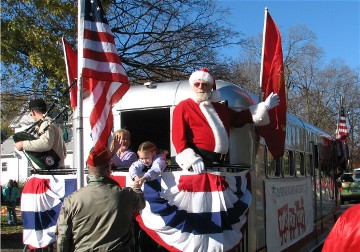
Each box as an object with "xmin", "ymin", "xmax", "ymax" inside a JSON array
[
  {"xmin": 76, "ymin": 0, "xmax": 85, "ymax": 189},
  {"xmin": 259, "ymin": 7, "xmax": 268, "ymax": 101}
]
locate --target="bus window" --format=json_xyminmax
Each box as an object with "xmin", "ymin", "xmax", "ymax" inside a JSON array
[
  {"xmin": 295, "ymin": 152, "xmax": 305, "ymax": 177},
  {"xmin": 305, "ymin": 154, "xmax": 312, "ymax": 176}
]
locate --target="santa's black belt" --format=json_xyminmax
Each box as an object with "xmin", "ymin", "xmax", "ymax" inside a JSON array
[{"xmin": 196, "ymin": 148, "xmax": 228, "ymax": 164}]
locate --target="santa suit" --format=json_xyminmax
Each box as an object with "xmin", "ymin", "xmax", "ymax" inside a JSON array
[{"xmin": 172, "ymin": 96, "xmax": 269, "ymax": 170}]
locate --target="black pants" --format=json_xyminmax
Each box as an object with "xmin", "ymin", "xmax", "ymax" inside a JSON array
[{"xmin": 132, "ymin": 220, "xmax": 168, "ymax": 252}]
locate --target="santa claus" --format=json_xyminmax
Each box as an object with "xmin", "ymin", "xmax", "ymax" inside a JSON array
[{"xmin": 172, "ymin": 68, "xmax": 280, "ymax": 173}]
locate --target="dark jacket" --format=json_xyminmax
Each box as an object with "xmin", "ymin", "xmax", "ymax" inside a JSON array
[
  {"xmin": 2, "ymin": 185, "xmax": 20, "ymax": 207},
  {"xmin": 56, "ymin": 174, "xmax": 146, "ymax": 252}
]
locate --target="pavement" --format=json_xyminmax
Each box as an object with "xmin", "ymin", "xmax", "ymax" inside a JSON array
[{"xmin": 1, "ymin": 232, "xmax": 24, "ymax": 252}]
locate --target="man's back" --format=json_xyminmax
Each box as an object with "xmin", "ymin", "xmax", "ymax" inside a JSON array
[{"xmin": 56, "ymin": 175, "xmax": 145, "ymax": 252}]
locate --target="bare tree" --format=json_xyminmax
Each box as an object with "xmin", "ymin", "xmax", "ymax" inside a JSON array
[
  {"xmin": 108, "ymin": 0, "xmax": 242, "ymax": 84},
  {"xmin": 1, "ymin": 0, "xmax": 242, "ymax": 131},
  {"xmin": 1, "ymin": 0, "xmax": 241, "ymax": 92},
  {"xmin": 228, "ymin": 24, "xmax": 360, "ymax": 167}
]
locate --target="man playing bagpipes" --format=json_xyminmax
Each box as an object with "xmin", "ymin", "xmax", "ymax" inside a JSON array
[{"xmin": 14, "ymin": 98, "xmax": 67, "ymax": 170}]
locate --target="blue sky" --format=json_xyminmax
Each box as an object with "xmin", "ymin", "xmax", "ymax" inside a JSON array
[{"xmin": 217, "ymin": 0, "xmax": 360, "ymax": 68}]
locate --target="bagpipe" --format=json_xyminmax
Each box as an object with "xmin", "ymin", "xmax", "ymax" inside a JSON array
[{"xmin": 13, "ymin": 80, "xmax": 76, "ymax": 170}]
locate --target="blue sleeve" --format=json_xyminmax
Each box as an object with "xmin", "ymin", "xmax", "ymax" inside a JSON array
[
  {"xmin": 144, "ymin": 154, "xmax": 167, "ymax": 181},
  {"xmin": 129, "ymin": 160, "xmax": 143, "ymax": 180}
]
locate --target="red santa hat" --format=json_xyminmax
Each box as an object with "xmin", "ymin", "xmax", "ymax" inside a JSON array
[{"xmin": 189, "ymin": 68, "xmax": 216, "ymax": 90}]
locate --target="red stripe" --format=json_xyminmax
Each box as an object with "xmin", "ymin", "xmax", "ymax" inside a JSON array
[
  {"xmin": 22, "ymin": 178, "xmax": 51, "ymax": 194},
  {"xmin": 135, "ymin": 212, "xmax": 182, "ymax": 252},
  {"xmin": 89, "ymin": 82, "xmax": 111, "ymax": 148},
  {"xmin": 110, "ymin": 84, "xmax": 130, "ymax": 106},
  {"xmin": 82, "ymin": 68, "xmax": 129, "ymax": 83},
  {"xmin": 83, "ymin": 48, "xmax": 122, "ymax": 64},
  {"xmin": 95, "ymin": 109, "xmax": 114, "ymax": 149},
  {"xmin": 109, "ymin": 175, "xmax": 126, "ymax": 187},
  {"xmin": 177, "ymin": 174, "xmax": 228, "ymax": 192},
  {"xmin": 84, "ymin": 28, "xmax": 115, "ymax": 44},
  {"xmin": 89, "ymin": 83, "xmax": 109, "ymax": 127}
]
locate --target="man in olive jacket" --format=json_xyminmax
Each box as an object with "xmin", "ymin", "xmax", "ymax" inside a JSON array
[{"xmin": 56, "ymin": 147, "xmax": 146, "ymax": 252}]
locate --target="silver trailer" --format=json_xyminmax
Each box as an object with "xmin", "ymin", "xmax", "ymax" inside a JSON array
[{"xmin": 77, "ymin": 80, "xmax": 340, "ymax": 251}]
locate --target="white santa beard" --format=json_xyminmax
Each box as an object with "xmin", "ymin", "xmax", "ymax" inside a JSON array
[{"xmin": 192, "ymin": 91, "xmax": 211, "ymax": 103}]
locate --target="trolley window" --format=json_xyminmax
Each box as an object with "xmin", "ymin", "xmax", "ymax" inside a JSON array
[
  {"xmin": 305, "ymin": 154, "xmax": 312, "ymax": 176},
  {"xmin": 295, "ymin": 152, "xmax": 305, "ymax": 177},
  {"xmin": 265, "ymin": 145, "xmax": 281, "ymax": 177},
  {"xmin": 266, "ymin": 147, "xmax": 281, "ymax": 177},
  {"xmin": 282, "ymin": 151, "xmax": 294, "ymax": 177}
]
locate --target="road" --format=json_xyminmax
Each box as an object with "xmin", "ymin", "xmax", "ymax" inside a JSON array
[{"xmin": 1, "ymin": 202, "xmax": 358, "ymax": 251}]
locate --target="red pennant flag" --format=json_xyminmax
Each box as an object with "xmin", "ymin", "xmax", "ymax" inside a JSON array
[
  {"xmin": 256, "ymin": 10, "xmax": 287, "ymax": 159},
  {"xmin": 62, "ymin": 38, "xmax": 78, "ymax": 108}
]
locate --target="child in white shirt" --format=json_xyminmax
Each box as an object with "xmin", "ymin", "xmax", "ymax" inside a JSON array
[{"xmin": 129, "ymin": 141, "xmax": 167, "ymax": 186}]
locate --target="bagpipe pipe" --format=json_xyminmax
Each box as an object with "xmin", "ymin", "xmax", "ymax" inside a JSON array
[{"xmin": 13, "ymin": 79, "xmax": 77, "ymax": 170}]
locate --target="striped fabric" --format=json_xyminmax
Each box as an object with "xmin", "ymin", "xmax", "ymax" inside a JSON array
[
  {"xmin": 21, "ymin": 175, "xmax": 77, "ymax": 248},
  {"xmin": 115, "ymin": 171, "xmax": 251, "ymax": 252},
  {"xmin": 21, "ymin": 171, "xmax": 251, "ymax": 251}
]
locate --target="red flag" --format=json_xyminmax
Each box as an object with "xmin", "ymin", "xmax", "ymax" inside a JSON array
[
  {"xmin": 62, "ymin": 38, "xmax": 78, "ymax": 108},
  {"xmin": 81, "ymin": 0, "xmax": 130, "ymax": 149},
  {"xmin": 256, "ymin": 10, "xmax": 286, "ymax": 159},
  {"xmin": 336, "ymin": 103, "xmax": 348, "ymax": 141}
]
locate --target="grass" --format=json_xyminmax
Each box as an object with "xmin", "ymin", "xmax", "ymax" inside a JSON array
[
  {"xmin": 1, "ymin": 207, "xmax": 23, "ymax": 234},
  {"xmin": 1, "ymin": 207, "xmax": 24, "ymax": 250}
]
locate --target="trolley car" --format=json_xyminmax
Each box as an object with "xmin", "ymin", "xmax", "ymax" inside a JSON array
[{"xmin": 22, "ymin": 80, "xmax": 343, "ymax": 251}]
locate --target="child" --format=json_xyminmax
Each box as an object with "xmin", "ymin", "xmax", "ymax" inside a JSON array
[
  {"xmin": 129, "ymin": 141, "xmax": 167, "ymax": 186},
  {"xmin": 109, "ymin": 129, "xmax": 137, "ymax": 168}
]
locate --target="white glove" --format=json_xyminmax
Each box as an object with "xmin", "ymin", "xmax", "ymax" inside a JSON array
[
  {"xmin": 264, "ymin": 92, "xmax": 280, "ymax": 110},
  {"xmin": 192, "ymin": 159, "xmax": 205, "ymax": 173}
]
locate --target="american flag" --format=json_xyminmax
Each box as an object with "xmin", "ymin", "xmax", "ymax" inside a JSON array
[
  {"xmin": 114, "ymin": 171, "xmax": 251, "ymax": 252},
  {"xmin": 336, "ymin": 104, "xmax": 348, "ymax": 140},
  {"xmin": 81, "ymin": 0, "xmax": 130, "ymax": 149},
  {"xmin": 21, "ymin": 175, "xmax": 77, "ymax": 249}
]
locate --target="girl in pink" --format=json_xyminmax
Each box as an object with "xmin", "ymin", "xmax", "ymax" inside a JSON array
[{"xmin": 109, "ymin": 129, "xmax": 137, "ymax": 168}]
